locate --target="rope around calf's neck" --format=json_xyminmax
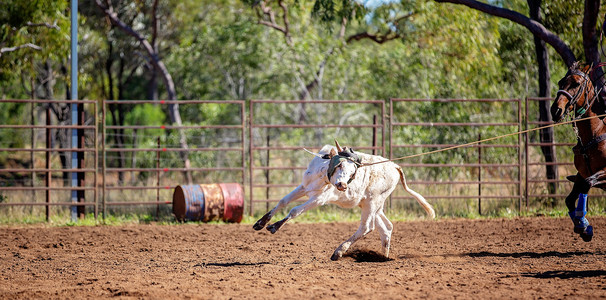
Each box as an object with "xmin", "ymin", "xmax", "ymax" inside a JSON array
[{"xmin": 358, "ymin": 113, "xmax": 606, "ymax": 167}]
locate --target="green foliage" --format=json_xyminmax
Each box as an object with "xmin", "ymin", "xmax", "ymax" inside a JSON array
[
  {"xmin": 312, "ymin": 0, "xmax": 367, "ymax": 24},
  {"xmin": 0, "ymin": 0, "xmax": 69, "ymax": 86}
]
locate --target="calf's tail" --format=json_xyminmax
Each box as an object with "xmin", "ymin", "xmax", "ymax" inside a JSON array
[{"xmin": 397, "ymin": 167, "xmax": 435, "ymax": 219}]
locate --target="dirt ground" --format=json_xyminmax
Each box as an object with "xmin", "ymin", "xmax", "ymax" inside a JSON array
[{"xmin": 2, "ymin": 217, "xmax": 606, "ymax": 299}]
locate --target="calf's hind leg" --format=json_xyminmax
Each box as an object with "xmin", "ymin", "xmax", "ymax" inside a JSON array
[{"xmin": 375, "ymin": 209, "xmax": 393, "ymax": 259}]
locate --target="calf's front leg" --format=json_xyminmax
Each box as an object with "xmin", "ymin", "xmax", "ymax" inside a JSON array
[
  {"xmin": 331, "ymin": 207, "xmax": 375, "ymax": 261},
  {"xmin": 253, "ymin": 185, "xmax": 305, "ymax": 230},
  {"xmin": 266, "ymin": 196, "xmax": 323, "ymax": 234}
]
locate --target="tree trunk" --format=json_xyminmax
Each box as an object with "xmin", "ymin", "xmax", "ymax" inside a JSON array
[
  {"xmin": 45, "ymin": 60, "xmax": 70, "ymax": 184},
  {"xmin": 106, "ymin": 41, "xmax": 126, "ymax": 183},
  {"xmin": 583, "ymin": 0, "xmax": 604, "ymax": 94},
  {"xmin": 96, "ymin": 0, "xmax": 193, "ymax": 184},
  {"xmin": 528, "ymin": 0, "xmax": 558, "ymax": 204}
]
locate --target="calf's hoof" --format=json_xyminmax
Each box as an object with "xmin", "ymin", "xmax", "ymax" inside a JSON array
[
  {"xmin": 266, "ymin": 224, "xmax": 279, "ymax": 234},
  {"xmin": 252, "ymin": 221, "xmax": 265, "ymax": 231}
]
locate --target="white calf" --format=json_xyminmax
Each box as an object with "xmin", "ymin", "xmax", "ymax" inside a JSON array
[{"xmin": 253, "ymin": 142, "xmax": 435, "ymax": 261}]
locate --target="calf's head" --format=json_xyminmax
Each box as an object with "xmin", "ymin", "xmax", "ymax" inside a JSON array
[{"xmin": 326, "ymin": 146, "xmax": 361, "ymax": 191}]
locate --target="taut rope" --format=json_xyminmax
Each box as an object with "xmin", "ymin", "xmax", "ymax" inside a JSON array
[{"xmin": 359, "ymin": 113, "xmax": 606, "ymax": 167}]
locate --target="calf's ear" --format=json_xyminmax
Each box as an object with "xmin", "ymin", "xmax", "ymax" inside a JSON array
[{"xmin": 329, "ymin": 148, "xmax": 337, "ymax": 158}]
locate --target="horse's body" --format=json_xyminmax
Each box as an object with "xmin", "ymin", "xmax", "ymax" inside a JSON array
[{"xmin": 550, "ymin": 62, "xmax": 606, "ymax": 241}]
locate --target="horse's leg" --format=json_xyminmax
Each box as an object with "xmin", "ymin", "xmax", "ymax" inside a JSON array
[
  {"xmin": 566, "ymin": 174, "xmax": 592, "ymax": 242},
  {"xmin": 585, "ymin": 169, "xmax": 606, "ymax": 188},
  {"xmin": 565, "ymin": 174, "xmax": 589, "ymax": 211},
  {"xmin": 571, "ymin": 193, "xmax": 593, "ymax": 242}
]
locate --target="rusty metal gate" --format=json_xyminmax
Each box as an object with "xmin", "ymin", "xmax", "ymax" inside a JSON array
[
  {"xmin": 524, "ymin": 97, "xmax": 606, "ymax": 207},
  {"xmin": 0, "ymin": 99, "xmax": 98, "ymax": 221},
  {"xmin": 2, "ymin": 97, "xmax": 605, "ymax": 220},
  {"xmin": 389, "ymin": 98, "xmax": 523, "ymax": 214},
  {"xmin": 101, "ymin": 100, "xmax": 246, "ymax": 218}
]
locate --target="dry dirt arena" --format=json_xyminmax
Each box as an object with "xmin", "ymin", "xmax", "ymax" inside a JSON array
[{"xmin": 3, "ymin": 217, "xmax": 606, "ymax": 299}]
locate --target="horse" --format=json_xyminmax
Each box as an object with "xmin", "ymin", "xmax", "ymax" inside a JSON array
[{"xmin": 550, "ymin": 62, "xmax": 606, "ymax": 242}]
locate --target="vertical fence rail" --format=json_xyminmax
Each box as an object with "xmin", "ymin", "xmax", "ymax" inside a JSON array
[
  {"xmin": 0, "ymin": 99, "xmax": 97, "ymax": 220},
  {"xmin": 518, "ymin": 98, "xmax": 523, "ymax": 212},
  {"xmin": 46, "ymin": 106, "xmax": 51, "ymax": 220}
]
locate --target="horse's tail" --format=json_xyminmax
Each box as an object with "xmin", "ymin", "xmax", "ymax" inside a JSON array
[{"xmin": 397, "ymin": 167, "xmax": 435, "ymax": 219}]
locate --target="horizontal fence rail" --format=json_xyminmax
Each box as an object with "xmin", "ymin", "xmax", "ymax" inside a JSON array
[{"xmin": 0, "ymin": 97, "xmax": 602, "ymax": 220}]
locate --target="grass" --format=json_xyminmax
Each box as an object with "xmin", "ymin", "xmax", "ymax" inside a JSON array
[{"xmin": 2, "ymin": 202, "xmax": 603, "ymax": 227}]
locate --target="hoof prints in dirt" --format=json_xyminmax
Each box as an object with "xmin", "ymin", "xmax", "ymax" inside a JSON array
[{"xmin": 344, "ymin": 249, "xmax": 392, "ymax": 262}]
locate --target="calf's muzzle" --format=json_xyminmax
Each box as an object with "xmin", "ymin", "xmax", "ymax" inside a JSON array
[{"xmin": 336, "ymin": 182, "xmax": 347, "ymax": 191}]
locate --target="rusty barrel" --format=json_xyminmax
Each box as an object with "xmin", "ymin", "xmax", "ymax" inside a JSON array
[
  {"xmin": 219, "ymin": 183, "xmax": 244, "ymax": 223},
  {"xmin": 173, "ymin": 183, "xmax": 244, "ymax": 223},
  {"xmin": 200, "ymin": 184, "xmax": 224, "ymax": 222},
  {"xmin": 172, "ymin": 184, "xmax": 205, "ymax": 221}
]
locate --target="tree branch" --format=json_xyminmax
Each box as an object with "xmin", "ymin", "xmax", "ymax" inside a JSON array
[
  {"xmin": 583, "ymin": 0, "xmax": 600, "ymax": 65},
  {"xmin": 1, "ymin": 43, "xmax": 42, "ymax": 56},
  {"xmin": 435, "ymin": 0, "xmax": 576, "ymax": 67},
  {"xmin": 151, "ymin": 0, "xmax": 159, "ymax": 52},
  {"xmin": 26, "ymin": 21, "xmax": 60, "ymax": 30},
  {"xmin": 255, "ymin": 0, "xmax": 293, "ymax": 46},
  {"xmin": 257, "ymin": 20, "xmax": 287, "ymax": 34},
  {"xmin": 278, "ymin": 0, "xmax": 292, "ymax": 44},
  {"xmin": 94, "ymin": 0, "xmax": 176, "ymax": 99},
  {"xmin": 345, "ymin": 12, "xmax": 412, "ymax": 45},
  {"xmin": 346, "ymin": 32, "xmax": 400, "ymax": 44},
  {"xmin": 339, "ymin": 16, "xmax": 347, "ymax": 39}
]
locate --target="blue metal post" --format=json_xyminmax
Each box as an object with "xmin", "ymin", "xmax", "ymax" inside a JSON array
[{"xmin": 70, "ymin": 0, "xmax": 78, "ymax": 222}]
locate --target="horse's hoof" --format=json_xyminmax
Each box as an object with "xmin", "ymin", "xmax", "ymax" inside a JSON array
[
  {"xmin": 581, "ymin": 233, "xmax": 593, "ymax": 242},
  {"xmin": 572, "ymin": 216, "xmax": 590, "ymax": 233},
  {"xmin": 580, "ymin": 225, "xmax": 594, "ymax": 242},
  {"xmin": 330, "ymin": 253, "xmax": 340, "ymax": 261}
]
